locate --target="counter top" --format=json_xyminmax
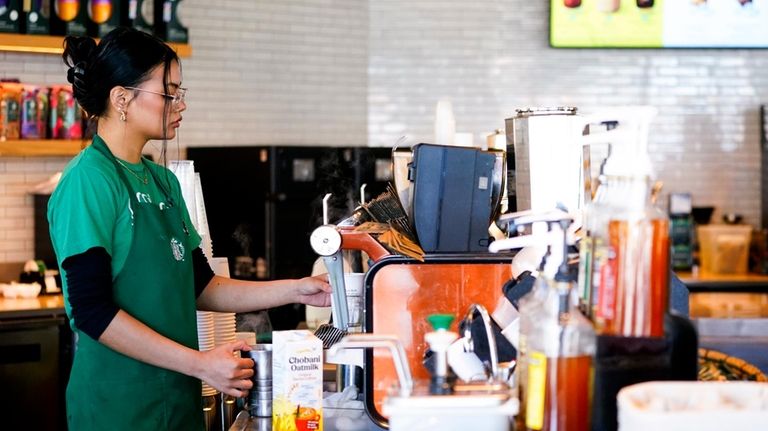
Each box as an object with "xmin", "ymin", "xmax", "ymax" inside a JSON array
[
  {"xmin": 229, "ymin": 409, "xmax": 385, "ymax": 431},
  {"xmin": 0, "ymin": 294, "xmax": 66, "ymax": 320},
  {"xmin": 677, "ymin": 272, "xmax": 768, "ymax": 292}
]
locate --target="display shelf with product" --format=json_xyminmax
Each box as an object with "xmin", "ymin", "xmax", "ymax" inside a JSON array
[
  {"xmin": 0, "ymin": 33, "xmax": 191, "ymax": 57},
  {"xmin": 0, "ymin": 139, "xmax": 87, "ymax": 156}
]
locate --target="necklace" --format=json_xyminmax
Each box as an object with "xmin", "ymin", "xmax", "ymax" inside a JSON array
[{"xmin": 115, "ymin": 158, "xmax": 149, "ymax": 185}]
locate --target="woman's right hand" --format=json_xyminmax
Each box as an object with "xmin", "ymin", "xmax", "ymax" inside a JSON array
[{"xmin": 194, "ymin": 340, "xmax": 254, "ymax": 397}]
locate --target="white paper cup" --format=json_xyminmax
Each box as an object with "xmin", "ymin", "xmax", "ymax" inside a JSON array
[{"xmin": 343, "ymin": 273, "xmax": 365, "ymax": 327}]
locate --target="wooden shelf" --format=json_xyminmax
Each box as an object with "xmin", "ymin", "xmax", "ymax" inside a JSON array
[
  {"xmin": 0, "ymin": 33, "xmax": 191, "ymax": 57},
  {"xmin": 0, "ymin": 139, "xmax": 87, "ymax": 157}
]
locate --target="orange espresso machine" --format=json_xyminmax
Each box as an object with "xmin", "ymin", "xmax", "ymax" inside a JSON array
[
  {"xmin": 310, "ymin": 215, "xmax": 514, "ymax": 427},
  {"xmin": 361, "ymin": 253, "xmax": 514, "ymax": 427}
]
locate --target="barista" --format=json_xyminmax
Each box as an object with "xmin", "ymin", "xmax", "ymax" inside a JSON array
[{"xmin": 47, "ymin": 27, "xmax": 331, "ymax": 431}]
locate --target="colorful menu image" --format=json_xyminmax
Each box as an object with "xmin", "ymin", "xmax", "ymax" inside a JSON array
[{"xmin": 551, "ymin": 0, "xmax": 768, "ymax": 48}]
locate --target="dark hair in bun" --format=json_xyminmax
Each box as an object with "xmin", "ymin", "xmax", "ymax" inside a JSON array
[{"xmin": 63, "ymin": 27, "xmax": 179, "ymax": 118}]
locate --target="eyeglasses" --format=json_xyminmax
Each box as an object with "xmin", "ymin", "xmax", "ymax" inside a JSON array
[{"xmin": 124, "ymin": 86, "xmax": 187, "ymax": 107}]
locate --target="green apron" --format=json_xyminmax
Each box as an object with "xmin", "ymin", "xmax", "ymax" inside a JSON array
[{"xmin": 66, "ymin": 139, "xmax": 204, "ymax": 431}]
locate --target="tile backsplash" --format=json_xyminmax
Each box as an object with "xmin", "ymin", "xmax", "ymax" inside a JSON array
[{"xmin": 1, "ymin": 0, "xmax": 766, "ymax": 264}]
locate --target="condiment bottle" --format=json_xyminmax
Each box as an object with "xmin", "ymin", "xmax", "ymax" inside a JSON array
[
  {"xmin": 588, "ymin": 107, "xmax": 669, "ymax": 338},
  {"xmin": 524, "ymin": 219, "xmax": 596, "ymax": 431}
]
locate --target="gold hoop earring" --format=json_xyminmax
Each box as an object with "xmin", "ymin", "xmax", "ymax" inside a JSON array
[{"xmin": 120, "ymin": 110, "xmax": 126, "ymax": 122}]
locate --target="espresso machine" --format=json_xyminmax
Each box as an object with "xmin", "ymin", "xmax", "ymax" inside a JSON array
[{"xmin": 309, "ymin": 193, "xmax": 390, "ymax": 393}]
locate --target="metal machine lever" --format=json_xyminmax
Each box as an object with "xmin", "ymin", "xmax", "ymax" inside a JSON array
[{"xmin": 329, "ymin": 334, "xmax": 414, "ymax": 397}]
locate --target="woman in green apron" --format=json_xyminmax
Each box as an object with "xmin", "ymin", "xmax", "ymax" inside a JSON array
[{"xmin": 47, "ymin": 28, "xmax": 331, "ymax": 431}]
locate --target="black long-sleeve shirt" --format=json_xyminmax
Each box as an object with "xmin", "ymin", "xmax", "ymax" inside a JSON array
[{"xmin": 62, "ymin": 246, "xmax": 215, "ymax": 341}]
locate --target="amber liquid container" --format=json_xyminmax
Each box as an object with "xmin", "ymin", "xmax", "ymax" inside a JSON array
[
  {"xmin": 523, "ymin": 281, "xmax": 596, "ymax": 431},
  {"xmin": 599, "ymin": 218, "xmax": 669, "ymax": 337},
  {"xmin": 526, "ymin": 356, "xmax": 592, "ymax": 431}
]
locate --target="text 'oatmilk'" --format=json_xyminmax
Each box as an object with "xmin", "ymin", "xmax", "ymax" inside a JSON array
[{"xmin": 272, "ymin": 330, "xmax": 323, "ymax": 431}]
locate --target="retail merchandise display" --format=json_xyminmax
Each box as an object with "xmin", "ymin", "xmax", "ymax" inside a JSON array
[
  {"xmin": 1, "ymin": 0, "xmax": 188, "ymax": 41},
  {"xmin": 0, "ymin": 81, "xmax": 85, "ymax": 140}
]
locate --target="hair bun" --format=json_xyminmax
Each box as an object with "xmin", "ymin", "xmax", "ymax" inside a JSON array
[{"xmin": 62, "ymin": 36, "xmax": 96, "ymax": 71}]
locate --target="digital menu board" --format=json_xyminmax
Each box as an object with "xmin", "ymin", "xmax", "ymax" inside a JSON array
[{"xmin": 551, "ymin": 0, "xmax": 768, "ymax": 48}]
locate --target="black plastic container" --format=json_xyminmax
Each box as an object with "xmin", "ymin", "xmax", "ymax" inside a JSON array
[{"xmin": 591, "ymin": 313, "xmax": 698, "ymax": 431}]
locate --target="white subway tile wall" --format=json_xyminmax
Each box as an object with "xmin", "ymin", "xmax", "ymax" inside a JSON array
[
  {"xmin": 369, "ymin": 1, "xmax": 768, "ymax": 229},
  {"xmin": 0, "ymin": 0, "xmax": 368, "ymax": 264},
  {"xmin": 1, "ymin": 0, "xmax": 767, "ymax": 264}
]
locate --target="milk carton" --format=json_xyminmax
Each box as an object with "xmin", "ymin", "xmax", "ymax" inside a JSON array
[{"xmin": 272, "ymin": 330, "xmax": 323, "ymax": 431}]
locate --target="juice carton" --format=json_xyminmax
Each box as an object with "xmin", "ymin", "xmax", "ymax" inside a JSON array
[{"xmin": 272, "ymin": 330, "xmax": 323, "ymax": 431}]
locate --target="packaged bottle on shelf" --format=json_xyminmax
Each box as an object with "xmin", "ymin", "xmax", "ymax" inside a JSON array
[
  {"xmin": 23, "ymin": 0, "xmax": 50, "ymax": 35},
  {"xmin": 49, "ymin": 85, "xmax": 82, "ymax": 139},
  {"xmin": 50, "ymin": 0, "xmax": 89, "ymax": 36},
  {"xmin": 20, "ymin": 84, "xmax": 50, "ymax": 139},
  {"xmin": 1, "ymin": 82, "xmax": 23, "ymax": 140},
  {"xmin": 0, "ymin": 0, "xmax": 21, "ymax": 33},
  {"xmin": 153, "ymin": 0, "xmax": 188, "ymax": 43},
  {"xmin": 123, "ymin": 0, "xmax": 153, "ymax": 34},
  {"xmin": 86, "ymin": 0, "xmax": 123, "ymax": 38}
]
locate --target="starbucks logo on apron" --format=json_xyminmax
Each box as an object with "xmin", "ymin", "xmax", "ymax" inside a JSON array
[{"xmin": 170, "ymin": 237, "xmax": 185, "ymax": 261}]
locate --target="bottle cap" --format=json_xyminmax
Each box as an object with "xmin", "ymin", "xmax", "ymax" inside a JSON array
[{"xmin": 426, "ymin": 314, "xmax": 454, "ymax": 331}]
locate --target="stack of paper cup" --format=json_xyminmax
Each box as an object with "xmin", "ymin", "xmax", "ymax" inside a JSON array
[
  {"xmin": 197, "ymin": 310, "xmax": 217, "ymax": 396},
  {"xmin": 214, "ymin": 312, "xmax": 237, "ymax": 346}
]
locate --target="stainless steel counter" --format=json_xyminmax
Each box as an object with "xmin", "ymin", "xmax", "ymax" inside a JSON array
[{"xmin": 228, "ymin": 408, "xmax": 386, "ymax": 431}]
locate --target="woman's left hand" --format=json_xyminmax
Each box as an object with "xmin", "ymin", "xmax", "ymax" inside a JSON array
[{"xmin": 295, "ymin": 274, "xmax": 332, "ymax": 307}]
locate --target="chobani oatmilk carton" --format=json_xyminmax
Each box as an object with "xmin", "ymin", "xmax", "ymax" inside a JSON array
[{"xmin": 272, "ymin": 330, "xmax": 323, "ymax": 431}]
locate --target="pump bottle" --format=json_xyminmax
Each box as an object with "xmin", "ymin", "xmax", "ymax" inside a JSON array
[
  {"xmin": 583, "ymin": 107, "xmax": 670, "ymax": 338},
  {"xmin": 523, "ymin": 219, "xmax": 596, "ymax": 431}
]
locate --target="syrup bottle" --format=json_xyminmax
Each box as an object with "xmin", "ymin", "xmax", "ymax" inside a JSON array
[
  {"xmin": 524, "ymin": 218, "xmax": 596, "ymax": 431},
  {"xmin": 590, "ymin": 107, "xmax": 669, "ymax": 338}
]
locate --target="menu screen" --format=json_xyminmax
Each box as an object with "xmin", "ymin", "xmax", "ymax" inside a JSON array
[{"xmin": 550, "ymin": 0, "xmax": 768, "ymax": 48}]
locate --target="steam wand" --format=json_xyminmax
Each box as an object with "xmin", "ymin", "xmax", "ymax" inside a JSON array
[{"xmin": 310, "ymin": 193, "xmax": 349, "ymax": 330}]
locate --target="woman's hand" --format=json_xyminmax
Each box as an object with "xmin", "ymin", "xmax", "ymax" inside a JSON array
[
  {"xmin": 295, "ymin": 274, "xmax": 332, "ymax": 307},
  {"xmin": 194, "ymin": 341, "xmax": 254, "ymax": 397}
]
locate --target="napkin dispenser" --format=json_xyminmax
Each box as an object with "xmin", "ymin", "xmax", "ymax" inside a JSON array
[{"xmin": 408, "ymin": 144, "xmax": 497, "ymax": 253}]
